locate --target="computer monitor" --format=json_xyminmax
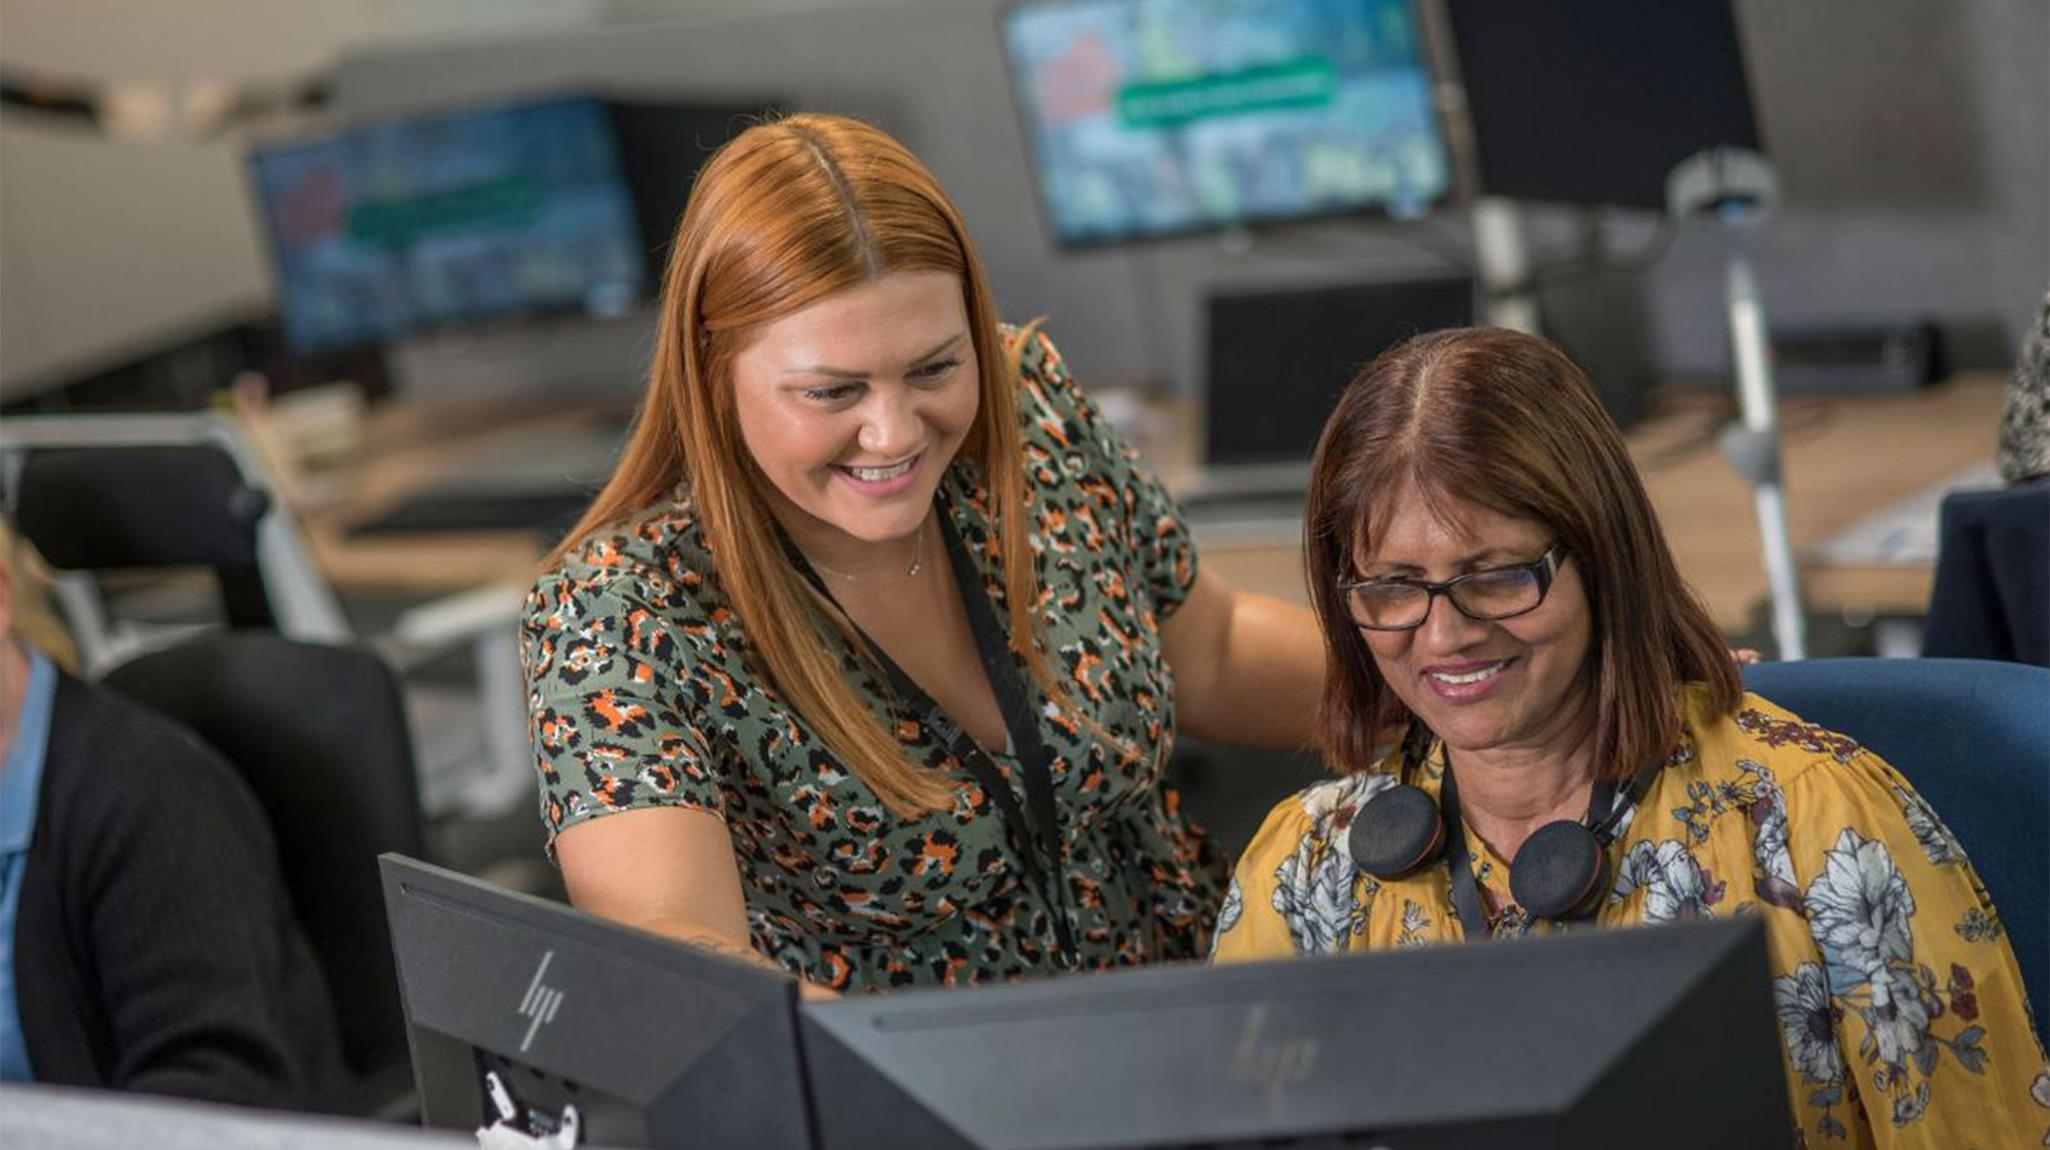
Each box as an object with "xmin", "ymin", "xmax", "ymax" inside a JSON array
[
  {"xmin": 1198, "ymin": 275, "xmax": 1474, "ymax": 495},
  {"xmin": 999, "ymin": 0, "xmax": 1453, "ymax": 249},
  {"xmin": 802, "ymin": 918, "xmax": 1789, "ymax": 1148},
  {"xmin": 378, "ymin": 854, "xmax": 812, "ymax": 1150},
  {"xmin": 248, "ymin": 92, "xmax": 648, "ymax": 357},
  {"xmin": 385, "ymin": 852, "xmax": 1791, "ymax": 1149},
  {"xmin": 604, "ymin": 98, "xmax": 781, "ymax": 283},
  {"xmin": 1444, "ymin": 0, "xmax": 1762, "ymax": 209}
]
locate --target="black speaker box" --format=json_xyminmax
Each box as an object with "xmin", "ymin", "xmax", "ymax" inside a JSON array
[{"xmin": 1770, "ymin": 322, "xmax": 1946, "ymax": 393}]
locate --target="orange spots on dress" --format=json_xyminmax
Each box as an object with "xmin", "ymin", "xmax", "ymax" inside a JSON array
[
  {"xmin": 1070, "ymin": 648, "xmax": 1107, "ymax": 702},
  {"xmin": 537, "ymin": 713, "xmax": 575, "ymax": 749},
  {"xmin": 819, "ymin": 950, "xmax": 853, "ymax": 991},
  {"xmin": 1098, "ymin": 567, "xmax": 1128, "ymax": 603},
  {"xmin": 704, "ymin": 667, "xmax": 744, "ymax": 711},
  {"xmin": 590, "ymin": 690, "xmax": 649, "ymax": 733},
  {"xmin": 914, "ymin": 834, "xmax": 961, "ymax": 877},
  {"xmin": 1097, "ymin": 608, "xmax": 1135, "ymax": 651}
]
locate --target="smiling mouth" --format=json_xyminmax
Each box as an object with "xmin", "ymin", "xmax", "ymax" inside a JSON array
[
  {"xmin": 837, "ymin": 455, "xmax": 919, "ymax": 482},
  {"xmin": 1426, "ymin": 659, "xmax": 1513, "ymax": 686}
]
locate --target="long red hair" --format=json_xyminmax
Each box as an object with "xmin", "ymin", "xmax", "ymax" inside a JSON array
[{"xmin": 548, "ymin": 114, "xmax": 1054, "ymax": 816}]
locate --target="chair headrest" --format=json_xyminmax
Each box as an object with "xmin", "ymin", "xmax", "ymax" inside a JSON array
[{"xmin": 16, "ymin": 446, "xmax": 271, "ymax": 571}]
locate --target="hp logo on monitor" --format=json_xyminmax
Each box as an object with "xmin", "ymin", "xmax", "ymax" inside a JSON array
[{"xmin": 518, "ymin": 950, "xmax": 565, "ymax": 1052}]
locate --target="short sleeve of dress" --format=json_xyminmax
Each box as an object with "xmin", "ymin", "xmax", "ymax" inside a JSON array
[
  {"xmin": 1015, "ymin": 329, "xmax": 1199, "ymax": 617},
  {"xmin": 521, "ymin": 572, "xmax": 725, "ymax": 854},
  {"xmin": 1767, "ymin": 726, "xmax": 2050, "ymax": 1147},
  {"xmin": 1210, "ymin": 796, "xmax": 1314, "ymax": 962}
]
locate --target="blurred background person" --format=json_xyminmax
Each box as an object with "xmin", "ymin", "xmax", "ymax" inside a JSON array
[{"xmin": 0, "ymin": 519, "xmax": 347, "ymax": 1109}]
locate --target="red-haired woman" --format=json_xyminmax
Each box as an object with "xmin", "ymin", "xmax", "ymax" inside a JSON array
[
  {"xmin": 1212, "ymin": 327, "xmax": 2049, "ymax": 1146},
  {"xmin": 522, "ymin": 114, "xmax": 1323, "ymax": 996}
]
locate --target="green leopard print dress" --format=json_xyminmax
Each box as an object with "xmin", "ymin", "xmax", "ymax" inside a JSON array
[{"xmin": 522, "ymin": 330, "xmax": 1226, "ymax": 992}]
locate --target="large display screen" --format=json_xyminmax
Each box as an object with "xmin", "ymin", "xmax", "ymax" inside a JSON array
[
  {"xmin": 1000, "ymin": 0, "xmax": 1451, "ymax": 248},
  {"xmin": 248, "ymin": 93, "xmax": 646, "ymax": 356}
]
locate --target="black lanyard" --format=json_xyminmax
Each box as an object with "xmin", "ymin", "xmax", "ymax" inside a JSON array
[
  {"xmin": 782, "ymin": 500, "xmax": 1079, "ymax": 968},
  {"xmin": 1425, "ymin": 737, "xmax": 1657, "ymax": 942}
]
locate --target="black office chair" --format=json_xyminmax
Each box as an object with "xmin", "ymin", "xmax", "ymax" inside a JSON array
[
  {"xmin": 1921, "ymin": 481, "xmax": 2050, "ymax": 667},
  {"xmin": 13, "ymin": 445, "xmax": 289, "ymax": 635},
  {"xmin": 104, "ymin": 632, "xmax": 426, "ymax": 1117},
  {"xmin": 5, "ymin": 428, "xmax": 534, "ymax": 819}
]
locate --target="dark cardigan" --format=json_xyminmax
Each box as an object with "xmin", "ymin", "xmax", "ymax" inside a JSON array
[{"xmin": 13, "ymin": 672, "xmax": 346, "ymax": 1111}]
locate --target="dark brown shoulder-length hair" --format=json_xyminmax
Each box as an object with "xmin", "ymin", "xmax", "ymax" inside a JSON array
[{"xmin": 1303, "ymin": 326, "xmax": 1741, "ymax": 781}]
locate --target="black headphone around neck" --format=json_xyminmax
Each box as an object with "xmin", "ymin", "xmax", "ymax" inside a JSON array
[{"xmin": 1345, "ymin": 721, "xmax": 1658, "ymax": 930}]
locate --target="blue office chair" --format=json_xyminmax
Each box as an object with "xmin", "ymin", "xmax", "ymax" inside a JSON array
[{"xmin": 1744, "ymin": 657, "xmax": 2049, "ymax": 1047}]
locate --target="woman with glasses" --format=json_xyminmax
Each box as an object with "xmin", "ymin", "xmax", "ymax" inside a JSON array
[{"xmin": 1212, "ymin": 328, "xmax": 2048, "ymax": 1146}]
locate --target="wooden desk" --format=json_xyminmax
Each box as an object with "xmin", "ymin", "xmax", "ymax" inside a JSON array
[
  {"xmin": 300, "ymin": 376, "xmax": 2006, "ymax": 635},
  {"xmin": 298, "ymin": 400, "xmax": 617, "ymax": 595},
  {"xmin": 1639, "ymin": 375, "xmax": 2002, "ymax": 630}
]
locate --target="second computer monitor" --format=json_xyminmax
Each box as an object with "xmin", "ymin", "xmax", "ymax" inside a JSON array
[{"xmin": 802, "ymin": 918, "xmax": 1790, "ymax": 1148}]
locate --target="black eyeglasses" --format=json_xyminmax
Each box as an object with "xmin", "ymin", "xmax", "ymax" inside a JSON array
[{"xmin": 1339, "ymin": 544, "xmax": 1569, "ymax": 631}]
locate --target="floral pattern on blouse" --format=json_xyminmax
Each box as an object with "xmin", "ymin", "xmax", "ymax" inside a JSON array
[{"xmin": 1213, "ymin": 686, "xmax": 2050, "ymax": 1148}]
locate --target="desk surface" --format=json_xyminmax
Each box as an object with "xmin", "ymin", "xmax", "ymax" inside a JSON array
[
  {"xmin": 303, "ymin": 375, "xmax": 2007, "ymax": 632},
  {"xmin": 302, "ymin": 400, "xmax": 619, "ymax": 595}
]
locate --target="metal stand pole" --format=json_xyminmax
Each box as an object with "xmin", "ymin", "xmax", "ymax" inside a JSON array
[
  {"xmin": 1470, "ymin": 196, "xmax": 1541, "ymax": 334},
  {"xmin": 1720, "ymin": 244, "xmax": 1807, "ymax": 660}
]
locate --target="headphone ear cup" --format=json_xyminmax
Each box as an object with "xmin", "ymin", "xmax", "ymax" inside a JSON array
[
  {"xmin": 1346, "ymin": 784, "xmax": 1446, "ymax": 879},
  {"xmin": 1508, "ymin": 820, "xmax": 1610, "ymax": 921}
]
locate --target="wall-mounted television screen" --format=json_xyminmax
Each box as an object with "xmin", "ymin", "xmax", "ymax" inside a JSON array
[
  {"xmin": 1000, "ymin": 0, "xmax": 1452, "ymax": 249},
  {"xmin": 248, "ymin": 92, "xmax": 646, "ymax": 356}
]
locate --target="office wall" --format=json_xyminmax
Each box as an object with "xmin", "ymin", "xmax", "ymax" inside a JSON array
[
  {"xmin": 3, "ymin": 0, "xmax": 2044, "ymax": 401},
  {"xmin": 0, "ymin": 0, "xmax": 605, "ymax": 399},
  {"xmin": 333, "ymin": 0, "xmax": 2048, "ymax": 398}
]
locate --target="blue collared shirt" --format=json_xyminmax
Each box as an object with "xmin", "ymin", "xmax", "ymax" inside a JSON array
[{"xmin": 1, "ymin": 647, "xmax": 57, "ymax": 1082}]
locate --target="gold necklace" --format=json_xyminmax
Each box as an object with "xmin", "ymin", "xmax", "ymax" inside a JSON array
[{"xmin": 808, "ymin": 522, "xmax": 927, "ymax": 584}]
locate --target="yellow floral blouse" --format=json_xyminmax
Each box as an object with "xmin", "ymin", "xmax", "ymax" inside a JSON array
[{"xmin": 1213, "ymin": 687, "xmax": 2049, "ymax": 1148}]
